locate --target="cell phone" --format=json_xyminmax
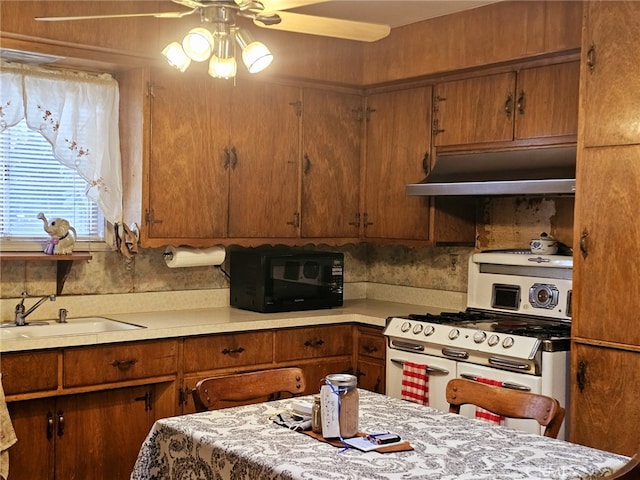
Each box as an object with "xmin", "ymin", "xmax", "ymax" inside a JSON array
[{"xmin": 368, "ymin": 433, "xmax": 401, "ymax": 445}]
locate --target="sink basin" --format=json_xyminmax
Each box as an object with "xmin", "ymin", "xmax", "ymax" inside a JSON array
[{"xmin": 0, "ymin": 317, "xmax": 145, "ymax": 340}]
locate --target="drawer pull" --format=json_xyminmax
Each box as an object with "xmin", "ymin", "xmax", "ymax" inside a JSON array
[
  {"xmin": 304, "ymin": 339, "xmax": 324, "ymax": 347},
  {"xmin": 57, "ymin": 410, "xmax": 65, "ymax": 437},
  {"xmin": 111, "ymin": 359, "xmax": 138, "ymax": 370},
  {"xmin": 363, "ymin": 345, "xmax": 378, "ymax": 354},
  {"xmin": 221, "ymin": 347, "xmax": 245, "ymax": 355}
]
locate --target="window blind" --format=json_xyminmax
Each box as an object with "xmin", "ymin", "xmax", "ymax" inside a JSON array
[{"xmin": 0, "ymin": 119, "xmax": 104, "ymax": 240}]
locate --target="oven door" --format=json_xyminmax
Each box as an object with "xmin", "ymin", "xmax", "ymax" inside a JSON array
[
  {"xmin": 385, "ymin": 349, "xmax": 457, "ymax": 413},
  {"xmin": 455, "ymin": 363, "xmax": 544, "ymax": 436}
]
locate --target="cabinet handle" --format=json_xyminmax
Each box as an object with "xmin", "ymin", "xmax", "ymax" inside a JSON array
[
  {"xmin": 135, "ymin": 391, "xmax": 152, "ymax": 411},
  {"xmin": 586, "ymin": 44, "xmax": 596, "ymax": 73},
  {"xmin": 579, "ymin": 228, "xmax": 589, "ymax": 260},
  {"xmin": 287, "ymin": 212, "xmax": 300, "ymax": 228},
  {"xmin": 303, "ymin": 154, "xmax": 311, "ymax": 175},
  {"xmin": 47, "ymin": 411, "xmax": 54, "ymax": 440},
  {"xmin": 504, "ymin": 93, "xmax": 513, "ymax": 117},
  {"xmin": 57, "ymin": 410, "xmax": 65, "ymax": 437},
  {"xmin": 363, "ymin": 344, "xmax": 378, "ymax": 354},
  {"xmin": 221, "ymin": 347, "xmax": 245, "ymax": 355},
  {"xmin": 577, "ymin": 360, "xmax": 587, "ymax": 393},
  {"xmin": 516, "ymin": 91, "xmax": 526, "ymax": 115},
  {"xmin": 422, "ymin": 152, "xmax": 429, "ymax": 175},
  {"xmin": 223, "ymin": 147, "xmax": 231, "ymax": 170},
  {"xmin": 111, "ymin": 359, "xmax": 138, "ymax": 370},
  {"xmin": 362, "ymin": 213, "xmax": 373, "ymax": 228},
  {"xmin": 348, "ymin": 213, "xmax": 361, "ymax": 228},
  {"xmin": 231, "ymin": 146, "xmax": 238, "ymax": 170},
  {"xmin": 431, "ymin": 119, "xmax": 445, "ymax": 136},
  {"xmin": 304, "ymin": 338, "xmax": 324, "ymax": 347}
]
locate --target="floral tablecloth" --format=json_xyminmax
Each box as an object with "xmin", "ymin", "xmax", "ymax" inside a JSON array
[{"xmin": 131, "ymin": 390, "xmax": 628, "ymax": 480}]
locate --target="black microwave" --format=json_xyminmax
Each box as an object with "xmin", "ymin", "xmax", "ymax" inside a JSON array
[{"xmin": 229, "ymin": 248, "xmax": 344, "ymax": 313}]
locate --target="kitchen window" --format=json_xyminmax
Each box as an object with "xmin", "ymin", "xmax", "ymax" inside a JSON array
[
  {"xmin": 0, "ymin": 59, "xmax": 123, "ymax": 249},
  {"xmin": 1, "ymin": 119, "xmax": 104, "ymax": 242}
]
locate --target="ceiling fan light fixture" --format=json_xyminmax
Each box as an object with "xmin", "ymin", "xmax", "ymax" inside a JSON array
[
  {"xmin": 182, "ymin": 27, "xmax": 214, "ymax": 62},
  {"xmin": 236, "ymin": 29, "xmax": 273, "ymax": 73},
  {"xmin": 162, "ymin": 41, "xmax": 191, "ymax": 72},
  {"xmin": 208, "ymin": 35, "xmax": 237, "ymax": 79}
]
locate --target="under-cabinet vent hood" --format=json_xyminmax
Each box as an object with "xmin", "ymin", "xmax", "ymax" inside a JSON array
[{"xmin": 406, "ymin": 145, "xmax": 576, "ymax": 196}]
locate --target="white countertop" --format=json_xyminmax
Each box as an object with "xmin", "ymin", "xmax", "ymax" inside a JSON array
[{"xmin": 0, "ymin": 299, "xmax": 450, "ymax": 353}]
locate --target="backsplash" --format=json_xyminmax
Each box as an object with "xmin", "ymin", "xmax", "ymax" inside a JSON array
[{"xmin": 0, "ymin": 196, "xmax": 574, "ymax": 300}]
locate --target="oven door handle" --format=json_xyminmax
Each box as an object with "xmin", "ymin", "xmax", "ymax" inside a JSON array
[
  {"xmin": 390, "ymin": 340, "xmax": 425, "ymax": 352},
  {"xmin": 488, "ymin": 357, "xmax": 532, "ymax": 372},
  {"xmin": 390, "ymin": 359, "xmax": 450, "ymax": 376},
  {"xmin": 460, "ymin": 373, "xmax": 532, "ymax": 392}
]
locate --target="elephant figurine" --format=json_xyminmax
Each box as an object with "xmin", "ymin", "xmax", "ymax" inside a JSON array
[{"xmin": 37, "ymin": 212, "xmax": 77, "ymax": 255}]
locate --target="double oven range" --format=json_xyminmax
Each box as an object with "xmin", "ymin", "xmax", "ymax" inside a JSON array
[{"xmin": 383, "ymin": 252, "xmax": 572, "ymax": 439}]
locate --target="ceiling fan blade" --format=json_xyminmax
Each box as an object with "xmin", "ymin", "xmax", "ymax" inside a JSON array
[
  {"xmin": 254, "ymin": 11, "xmax": 390, "ymax": 42},
  {"xmin": 258, "ymin": 0, "xmax": 330, "ymax": 13},
  {"xmin": 35, "ymin": 9, "xmax": 197, "ymax": 22}
]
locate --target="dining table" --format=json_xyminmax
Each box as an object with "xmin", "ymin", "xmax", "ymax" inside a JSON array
[{"xmin": 131, "ymin": 389, "xmax": 629, "ymax": 480}]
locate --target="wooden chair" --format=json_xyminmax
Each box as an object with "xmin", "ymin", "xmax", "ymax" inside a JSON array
[
  {"xmin": 602, "ymin": 451, "xmax": 640, "ymax": 479},
  {"xmin": 192, "ymin": 367, "xmax": 306, "ymax": 412},
  {"xmin": 445, "ymin": 378, "xmax": 565, "ymax": 438}
]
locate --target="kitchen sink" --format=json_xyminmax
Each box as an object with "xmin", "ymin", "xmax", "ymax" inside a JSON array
[{"xmin": 0, "ymin": 317, "xmax": 145, "ymax": 340}]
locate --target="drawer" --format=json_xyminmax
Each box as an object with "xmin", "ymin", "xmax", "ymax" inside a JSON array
[
  {"xmin": 183, "ymin": 331, "xmax": 274, "ymax": 373},
  {"xmin": 1, "ymin": 351, "xmax": 58, "ymax": 395},
  {"xmin": 275, "ymin": 325, "xmax": 353, "ymax": 362},
  {"xmin": 358, "ymin": 328, "xmax": 386, "ymax": 361},
  {"xmin": 63, "ymin": 340, "xmax": 178, "ymax": 387}
]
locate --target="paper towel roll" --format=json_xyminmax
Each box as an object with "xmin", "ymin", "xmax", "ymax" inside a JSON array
[{"xmin": 164, "ymin": 246, "xmax": 226, "ymax": 268}]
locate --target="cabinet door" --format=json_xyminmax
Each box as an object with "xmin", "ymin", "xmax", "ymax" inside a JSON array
[
  {"xmin": 148, "ymin": 69, "xmax": 230, "ymax": 240},
  {"xmin": 7, "ymin": 398, "xmax": 56, "ymax": 480},
  {"xmin": 364, "ymin": 87, "xmax": 431, "ymax": 240},
  {"xmin": 228, "ymin": 82, "xmax": 300, "ymax": 237},
  {"xmin": 572, "ymin": 146, "xmax": 640, "ymax": 345},
  {"xmin": 582, "ymin": 1, "xmax": 640, "ymax": 147},
  {"xmin": 55, "ymin": 385, "xmax": 157, "ymax": 480},
  {"xmin": 570, "ymin": 343, "xmax": 640, "ymax": 456},
  {"xmin": 515, "ymin": 62, "xmax": 579, "ymax": 140},
  {"xmin": 433, "ymin": 72, "xmax": 515, "ymax": 146},
  {"xmin": 300, "ymin": 89, "xmax": 361, "ymax": 238}
]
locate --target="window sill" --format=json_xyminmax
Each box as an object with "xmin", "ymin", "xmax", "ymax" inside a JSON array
[{"xmin": 0, "ymin": 251, "xmax": 93, "ymax": 295}]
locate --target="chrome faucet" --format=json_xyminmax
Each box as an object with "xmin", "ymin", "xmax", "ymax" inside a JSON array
[{"xmin": 14, "ymin": 291, "xmax": 56, "ymax": 326}]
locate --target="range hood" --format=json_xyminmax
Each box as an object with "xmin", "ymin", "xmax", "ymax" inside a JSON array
[{"xmin": 406, "ymin": 145, "xmax": 576, "ymax": 196}]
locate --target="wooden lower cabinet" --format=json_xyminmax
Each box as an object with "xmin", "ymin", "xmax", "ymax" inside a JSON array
[
  {"xmin": 569, "ymin": 343, "xmax": 640, "ymax": 456},
  {"xmin": 8, "ymin": 382, "xmax": 174, "ymax": 480},
  {"xmin": 355, "ymin": 326, "xmax": 386, "ymax": 393}
]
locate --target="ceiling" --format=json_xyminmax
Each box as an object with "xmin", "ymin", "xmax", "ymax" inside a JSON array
[{"xmin": 292, "ymin": 0, "xmax": 503, "ymax": 29}]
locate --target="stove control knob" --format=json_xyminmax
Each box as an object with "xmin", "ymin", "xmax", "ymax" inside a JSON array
[
  {"xmin": 502, "ymin": 336, "xmax": 515, "ymax": 349},
  {"xmin": 488, "ymin": 334, "xmax": 500, "ymax": 347},
  {"xmin": 401, "ymin": 321, "xmax": 412, "ymax": 333},
  {"xmin": 424, "ymin": 325, "xmax": 435, "ymax": 337},
  {"xmin": 473, "ymin": 331, "xmax": 487, "ymax": 344},
  {"xmin": 413, "ymin": 324, "xmax": 424, "ymax": 335},
  {"xmin": 448, "ymin": 328, "xmax": 460, "ymax": 340}
]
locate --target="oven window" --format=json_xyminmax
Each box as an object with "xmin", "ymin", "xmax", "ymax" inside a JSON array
[{"xmin": 492, "ymin": 284, "xmax": 520, "ymax": 310}]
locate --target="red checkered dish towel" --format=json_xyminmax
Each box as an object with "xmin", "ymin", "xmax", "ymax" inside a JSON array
[
  {"xmin": 475, "ymin": 377, "xmax": 506, "ymax": 425},
  {"xmin": 400, "ymin": 361, "xmax": 429, "ymax": 405}
]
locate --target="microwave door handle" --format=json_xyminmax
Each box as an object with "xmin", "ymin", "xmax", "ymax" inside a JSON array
[
  {"xmin": 460, "ymin": 373, "xmax": 531, "ymax": 392},
  {"xmin": 390, "ymin": 359, "xmax": 450, "ymax": 376}
]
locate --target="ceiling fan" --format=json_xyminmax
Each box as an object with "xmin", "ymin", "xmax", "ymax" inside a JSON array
[{"xmin": 34, "ymin": 0, "xmax": 392, "ymax": 43}]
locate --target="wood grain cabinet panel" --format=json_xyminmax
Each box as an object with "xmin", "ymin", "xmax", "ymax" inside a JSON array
[
  {"xmin": 63, "ymin": 340, "xmax": 178, "ymax": 387},
  {"xmin": 355, "ymin": 326, "xmax": 386, "ymax": 393},
  {"xmin": 582, "ymin": 1, "xmax": 640, "ymax": 147},
  {"xmin": 1, "ymin": 350, "xmax": 58, "ymax": 395},
  {"xmin": 275, "ymin": 325, "xmax": 353, "ymax": 362},
  {"xmin": 300, "ymin": 88, "xmax": 362, "ymax": 239},
  {"xmin": 183, "ymin": 331, "xmax": 274, "ymax": 372}
]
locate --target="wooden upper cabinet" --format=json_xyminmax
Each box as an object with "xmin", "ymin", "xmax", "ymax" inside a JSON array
[
  {"xmin": 364, "ymin": 87, "xmax": 431, "ymax": 240},
  {"xmin": 434, "ymin": 62, "xmax": 579, "ymax": 148},
  {"xmin": 147, "ymin": 68, "xmax": 231, "ymax": 242},
  {"xmin": 300, "ymin": 88, "xmax": 362, "ymax": 239},
  {"xmin": 515, "ymin": 61, "xmax": 579, "ymax": 140},
  {"xmin": 433, "ymin": 72, "xmax": 515, "ymax": 147},
  {"xmin": 228, "ymin": 82, "xmax": 300, "ymax": 238},
  {"xmin": 582, "ymin": 1, "xmax": 640, "ymax": 147}
]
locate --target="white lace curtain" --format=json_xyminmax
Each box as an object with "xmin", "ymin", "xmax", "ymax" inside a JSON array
[{"xmin": 0, "ymin": 61, "xmax": 123, "ymax": 225}]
